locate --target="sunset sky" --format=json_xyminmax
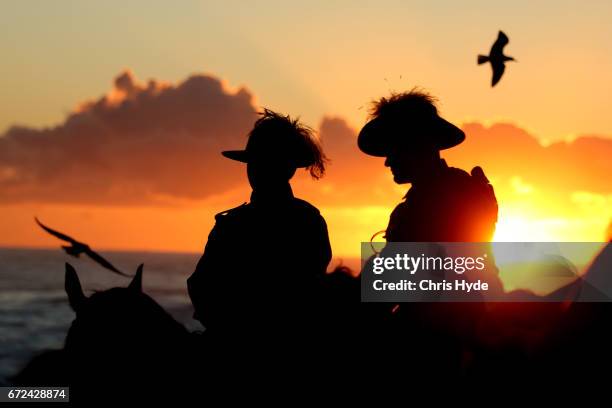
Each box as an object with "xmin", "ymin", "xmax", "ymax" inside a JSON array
[{"xmin": 0, "ymin": 0, "xmax": 610, "ymax": 263}]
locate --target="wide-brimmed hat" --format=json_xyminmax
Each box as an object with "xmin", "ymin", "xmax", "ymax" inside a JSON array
[
  {"xmin": 222, "ymin": 114, "xmax": 317, "ymax": 168},
  {"xmin": 358, "ymin": 111, "xmax": 465, "ymax": 157}
]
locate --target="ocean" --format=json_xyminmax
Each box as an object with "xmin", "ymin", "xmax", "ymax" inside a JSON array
[{"xmin": 0, "ymin": 248, "xmax": 204, "ymax": 385}]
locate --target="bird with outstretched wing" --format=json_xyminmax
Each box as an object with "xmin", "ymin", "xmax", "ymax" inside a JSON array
[
  {"xmin": 35, "ymin": 217, "xmax": 131, "ymax": 277},
  {"xmin": 477, "ymin": 30, "xmax": 516, "ymax": 87}
]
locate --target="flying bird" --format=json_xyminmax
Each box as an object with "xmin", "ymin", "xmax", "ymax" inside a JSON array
[
  {"xmin": 35, "ymin": 217, "xmax": 131, "ymax": 277},
  {"xmin": 478, "ymin": 30, "xmax": 516, "ymax": 87}
]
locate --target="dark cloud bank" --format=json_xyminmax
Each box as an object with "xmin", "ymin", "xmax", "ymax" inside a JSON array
[
  {"xmin": 0, "ymin": 71, "xmax": 256, "ymax": 205},
  {"xmin": 0, "ymin": 71, "xmax": 610, "ymax": 206}
]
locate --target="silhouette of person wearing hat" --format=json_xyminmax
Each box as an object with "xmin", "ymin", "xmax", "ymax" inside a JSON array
[
  {"xmin": 358, "ymin": 90, "xmax": 498, "ymax": 243},
  {"xmin": 358, "ymin": 90, "xmax": 501, "ymax": 374},
  {"xmin": 187, "ymin": 109, "xmax": 331, "ymax": 341}
]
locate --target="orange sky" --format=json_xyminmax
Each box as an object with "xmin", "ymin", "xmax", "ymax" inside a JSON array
[
  {"xmin": 2, "ymin": 1, "xmax": 612, "ymax": 142},
  {"xmin": 0, "ymin": 2, "xmax": 610, "ymax": 268},
  {"xmin": 0, "ymin": 73, "xmax": 609, "ymax": 262}
]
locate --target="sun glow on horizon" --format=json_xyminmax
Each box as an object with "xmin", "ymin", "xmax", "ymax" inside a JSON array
[{"xmin": 493, "ymin": 215, "xmax": 559, "ymax": 242}]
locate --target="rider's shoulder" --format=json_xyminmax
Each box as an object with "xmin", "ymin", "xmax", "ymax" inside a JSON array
[
  {"xmin": 214, "ymin": 202, "xmax": 249, "ymax": 222},
  {"xmin": 291, "ymin": 197, "xmax": 323, "ymax": 216}
]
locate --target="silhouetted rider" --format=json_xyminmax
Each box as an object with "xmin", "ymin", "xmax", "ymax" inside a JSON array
[
  {"xmin": 358, "ymin": 90, "xmax": 501, "ymax": 374},
  {"xmin": 358, "ymin": 90, "xmax": 498, "ymax": 243},
  {"xmin": 188, "ymin": 109, "xmax": 331, "ymax": 335}
]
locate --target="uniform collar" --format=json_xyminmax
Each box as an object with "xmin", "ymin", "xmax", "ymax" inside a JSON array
[
  {"xmin": 403, "ymin": 159, "xmax": 450, "ymax": 199},
  {"xmin": 250, "ymin": 183, "xmax": 294, "ymax": 205}
]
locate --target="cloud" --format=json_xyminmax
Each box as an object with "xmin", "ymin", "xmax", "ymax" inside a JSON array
[
  {"xmin": 445, "ymin": 123, "xmax": 611, "ymax": 194},
  {"xmin": 306, "ymin": 119, "xmax": 612, "ymax": 241},
  {"xmin": 0, "ymin": 70, "xmax": 257, "ymax": 205},
  {"xmin": 292, "ymin": 116, "xmax": 399, "ymax": 206},
  {"xmin": 510, "ymin": 176, "xmax": 534, "ymax": 195},
  {"xmin": 295, "ymin": 118, "xmax": 612, "ymax": 207},
  {"xmin": 0, "ymin": 70, "xmax": 610, "ymax": 218}
]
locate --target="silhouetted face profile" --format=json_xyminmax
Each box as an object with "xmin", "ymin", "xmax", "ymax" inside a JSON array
[
  {"xmin": 358, "ymin": 90, "xmax": 465, "ymax": 185},
  {"xmin": 384, "ymin": 146, "xmax": 440, "ymax": 184},
  {"xmin": 247, "ymin": 159, "xmax": 296, "ymax": 191}
]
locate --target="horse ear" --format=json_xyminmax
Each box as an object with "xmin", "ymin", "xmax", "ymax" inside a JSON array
[
  {"xmin": 65, "ymin": 263, "xmax": 86, "ymax": 312},
  {"xmin": 128, "ymin": 264, "xmax": 143, "ymax": 292}
]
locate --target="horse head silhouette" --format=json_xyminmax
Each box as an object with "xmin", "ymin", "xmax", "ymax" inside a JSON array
[
  {"xmin": 14, "ymin": 263, "xmax": 203, "ymax": 398},
  {"xmin": 60, "ymin": 263, "xmax": 202, "ymax": 397},
  {"xmin": 63, "ymin": 262, "xmax": 192, "ymax": 370},
  {"xmin": 65, "ymin": 262, "xmax": 188, "ymax": 348}
]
